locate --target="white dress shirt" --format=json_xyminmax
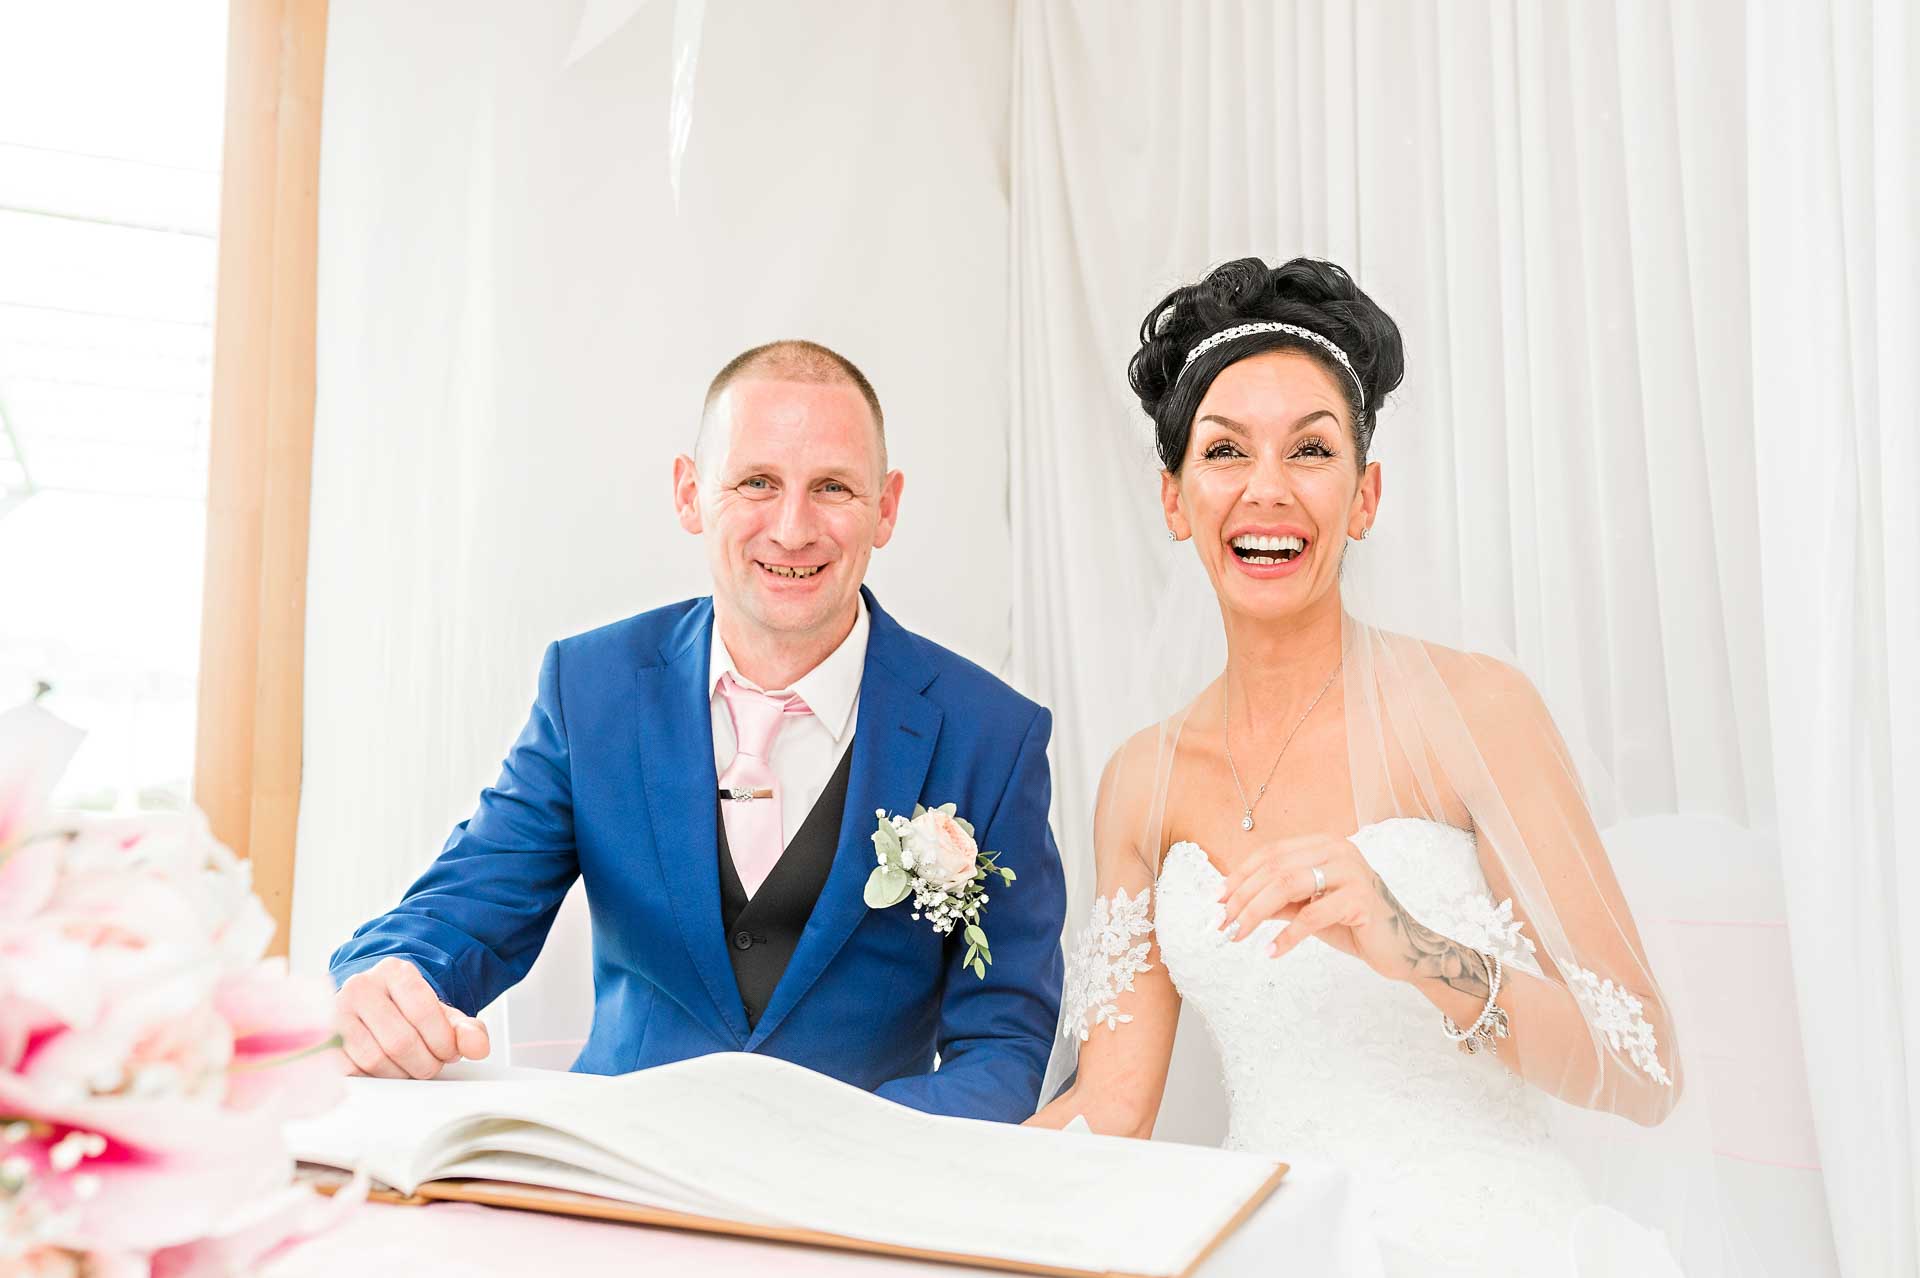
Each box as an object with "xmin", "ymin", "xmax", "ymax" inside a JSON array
[{"xmin": 708, "ymin": 598, "xmax": 869, "ymax": 853}]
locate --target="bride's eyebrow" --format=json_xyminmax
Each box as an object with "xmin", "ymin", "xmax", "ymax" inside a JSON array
[
  {"xmin": 1196, "ymin": 414, "xmax": 1249, "ymax": 436},
  {"xmin": 1195, "ymin": 411, "xmax": 1336, "ymax": 436}
]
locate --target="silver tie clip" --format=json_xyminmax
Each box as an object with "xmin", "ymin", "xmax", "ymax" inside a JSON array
[{"xmin": 722, "ymin": 787, "xmax": 774, "ymax": 803}]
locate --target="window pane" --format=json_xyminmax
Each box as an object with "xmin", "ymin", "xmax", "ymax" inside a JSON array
[{"xmin": 0, "ymin": 1, "xmax": 228, "ymax": 811}]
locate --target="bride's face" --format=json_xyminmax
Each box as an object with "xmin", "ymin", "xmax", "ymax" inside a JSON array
[{"xmin": 1161, "ymin": 349, "xmax": 1380, "ymax": 623}]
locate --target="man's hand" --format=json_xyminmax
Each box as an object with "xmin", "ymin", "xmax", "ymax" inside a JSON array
[{"xmin": 335, "ymin": 957, "xmax": 491, "ymax": 1079}]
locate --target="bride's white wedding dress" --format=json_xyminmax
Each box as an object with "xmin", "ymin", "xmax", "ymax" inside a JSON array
[{"xmin": 1149, "ymin": 818, "xmax": 1682, "ymax": 1277}]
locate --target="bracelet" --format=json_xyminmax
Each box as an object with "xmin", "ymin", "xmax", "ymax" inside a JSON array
[{"xmin": 1441, "ymin": 950, "xmax": 1510, "ymax": 1055}]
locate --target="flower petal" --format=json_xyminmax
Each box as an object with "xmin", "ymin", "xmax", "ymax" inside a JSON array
[{"xmin": 0, "ymin": 703, "xmax": 84, "ymax": 853}]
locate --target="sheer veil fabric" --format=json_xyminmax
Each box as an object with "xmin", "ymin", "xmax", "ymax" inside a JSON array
[{"xmin": 1043, "ymin": 528, "xmax": 1744, "ymax": 1272}]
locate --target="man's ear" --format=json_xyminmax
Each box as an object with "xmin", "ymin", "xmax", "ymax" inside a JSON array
[
  {"xmin": 870, "ymin": 469, "xmax": 906, "ymax": 549},
  {"xmin": 672, "ymin": 454, "xmax": 704, "ymax": 534}
]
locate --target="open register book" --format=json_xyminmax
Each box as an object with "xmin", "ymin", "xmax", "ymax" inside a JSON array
[{"xmin": 286, "ymin": 1052, "xmax": 1285, "ymax": 1278}]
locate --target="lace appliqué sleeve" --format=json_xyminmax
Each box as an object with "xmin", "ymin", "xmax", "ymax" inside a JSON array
[
  {"xmin": 1060, "ymin": 887, "xmax": 1155, "ymax": 1041},
  {"xmin": 1420, "ymin": 891, "xmax": 1541, "ymax": 975},
  {"xmin": 1569, "ymin": 967, "xmax": 1674, "ymax": 1087}
]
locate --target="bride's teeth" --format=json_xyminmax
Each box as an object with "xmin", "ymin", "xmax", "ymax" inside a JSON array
[{"xmin": 1230, "ymin": 534, "xmax": 1306, "ymax": 564}]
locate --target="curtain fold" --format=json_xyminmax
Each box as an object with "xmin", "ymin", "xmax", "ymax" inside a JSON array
[
  {"xmin": 295, "ymin": 3, "xmax": 1909, "ymax": 1268},
  {"xmin": 1008, "ymin": 1, "xmax": 1845, "ymax": 1270},
  {"xmin": 293, "ymin": 0, "xmax": 1017, "ymax": 1016},
  {"xmin": 1749, "ymin": 1, "xmax": 1919, "ymax": 1273},
  {"xmin": 1011, "ymin": 0, "xmax": 1772, "ymax": 943}
]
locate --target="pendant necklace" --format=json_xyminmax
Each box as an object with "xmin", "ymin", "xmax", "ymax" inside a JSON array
[{"xmin": 1222, "ymin": 658, "xmax": 1342, "ymax": 832}]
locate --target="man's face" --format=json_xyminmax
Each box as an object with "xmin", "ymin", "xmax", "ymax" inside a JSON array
[{"xmin": 674, "ymin": 378, "xmax": 903, "ymax": 646}]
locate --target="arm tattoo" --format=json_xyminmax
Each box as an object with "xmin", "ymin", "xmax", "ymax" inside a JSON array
[{"xmin": 1370, "ymin": 870, "xmax": 1489, "ymax": 997}]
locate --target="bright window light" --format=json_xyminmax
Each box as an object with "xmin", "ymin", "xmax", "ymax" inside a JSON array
[{"xmin": 0, "ymin": 2, "xmax": 230, "ymax": 810}]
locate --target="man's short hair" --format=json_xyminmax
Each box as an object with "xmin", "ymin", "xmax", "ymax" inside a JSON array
[{"xmin": 696, "ymin": 339, "xmax": 887, "ymax": 476}]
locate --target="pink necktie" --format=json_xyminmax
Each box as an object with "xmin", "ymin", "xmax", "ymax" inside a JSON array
[{"xmin": 716, "ymin": 672, "xmax": 811, "ymax": 897}]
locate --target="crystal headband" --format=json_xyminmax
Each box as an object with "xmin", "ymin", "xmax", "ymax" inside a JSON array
[{"xmin": 1178, "ymin": 321, "xmax": 1366, "ymax": 409}]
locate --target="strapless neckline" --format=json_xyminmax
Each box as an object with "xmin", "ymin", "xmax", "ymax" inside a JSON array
[{"xmin": 1151, "ymin": 817, "xmax": 1614, "ymax": 1275}]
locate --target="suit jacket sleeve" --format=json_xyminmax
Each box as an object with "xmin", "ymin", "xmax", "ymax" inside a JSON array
[
  {"xmin": 328, "ymin": 641, "xmax": 581, "ymax": 1014},
  {"xmin": 874, "ymin": 705, "xmax": 1067, "ymax": 1121}
]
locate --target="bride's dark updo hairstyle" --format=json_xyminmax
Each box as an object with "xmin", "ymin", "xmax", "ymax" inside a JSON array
[{"xmin": 1128, "ymin": 257, "xmax": 1405, "ymax": 474}]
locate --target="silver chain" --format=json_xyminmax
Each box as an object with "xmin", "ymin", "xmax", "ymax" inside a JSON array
[{"xmin": 1222, "ymin": 658, "xmax": 1342, "ymax": 833}]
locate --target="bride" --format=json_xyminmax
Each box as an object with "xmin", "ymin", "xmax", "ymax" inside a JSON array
[{"xmin": 1027, "ymin": 257, "xmax": 1687, "ymax": 1275}]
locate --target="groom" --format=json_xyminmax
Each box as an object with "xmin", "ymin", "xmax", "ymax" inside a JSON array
[{"xmin": 329, "ymin": 340, "xmax": 1066, "ymax": 1122}]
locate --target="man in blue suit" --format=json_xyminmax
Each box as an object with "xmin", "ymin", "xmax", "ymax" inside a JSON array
[{"xmin": 330, "ymin": 340, "xmax": 1066, "ymax": 1122}]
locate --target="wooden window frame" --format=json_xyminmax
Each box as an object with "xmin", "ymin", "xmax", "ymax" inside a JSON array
[{"xmin": 193, "ymin": 0, "xmax": 328, "ymax": 957}]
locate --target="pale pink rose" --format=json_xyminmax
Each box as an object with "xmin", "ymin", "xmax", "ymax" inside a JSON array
[
  {"xmin": 905, "ymin": 809, "xmax": 979, "ymax": 891},
  {"xmin": 53, "ymin": 814, "xmax": 271, "ymax": 966},
  {"xmin": 8, "ymin": 1248, "xmax": 84, "ymax": 1278},
  {"xmin": 0, "ymin": 832, "xmax": 63, "ymax": 923},
  {"xmin": 21, "ymin": 996, "xmax": 233, "ymax": 1105},
  {"xmin": 0, "ymin": 839, "xmax": 92, "ymax": 1071},
  {"xmin": 0, "ymin": 704, "xmax": 84, "ymax": 854},
  {"xmin": 0, "ymin": 1071, "xmax": 294, "ymax": 1254},
  {"xmin": 9, "ymin": 917, "xmax": 231, "ymax": 1104},
  {"xmin": 149, "ymin": 1174, "xmax": 370, "ymax": 1278},
  {"xmin": 0, "ymin": 702, "xmax": 357, "ymax": 1267},
  {"xmin": 215, "ymin": 960, "xmax": 345, "ymax": 1118}
]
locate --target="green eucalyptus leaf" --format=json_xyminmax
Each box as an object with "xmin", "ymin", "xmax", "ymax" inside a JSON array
[
  {"xmin": 863, "ymin": 866, "xmax": 911, "ymax": 909},
  {"xmin": 870, "ymin": 821, "xmax": 903, "ymax": 867},
  {"xmin": 938, "ymin": 802, "xmax": 958, "ymax": 818},
  {"xmin": 970, "ymin": 956, "xmax": 987, "ymax": 979},
  {"xmin": 999, "ymin": 866, "xmax": 1017, "ymax": 883},
  {"xmin": 912, "ymin": 803, "xmax": 927, "ymax": 818},
  {"xmin": 964, "ymin": 924, "xmax": 988, "ymax": 948}
]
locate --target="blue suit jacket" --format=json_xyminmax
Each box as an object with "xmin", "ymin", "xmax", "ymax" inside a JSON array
[{"xmin": 330, "ymin": 588, "xmax": 1066, "ymax": 1122}]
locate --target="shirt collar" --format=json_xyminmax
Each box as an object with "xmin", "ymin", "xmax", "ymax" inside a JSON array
[{"xmin": 708, "ymin": 596, "xmax": 869, "ymax": 743}]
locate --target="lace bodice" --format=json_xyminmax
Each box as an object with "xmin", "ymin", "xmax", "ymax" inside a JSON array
[{"xmin": 1152, "ymin": 819, "xmax": 1597, "ymax": 1270}]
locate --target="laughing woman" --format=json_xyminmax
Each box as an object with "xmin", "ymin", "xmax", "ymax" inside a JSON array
[{"xmin": 1030, "ymin": 257, "xmax": 1692, "ymax": 1276}]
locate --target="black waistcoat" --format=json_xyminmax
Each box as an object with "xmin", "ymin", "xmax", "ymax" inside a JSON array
[{"xmin": 717, "ymin": 745, "xmax": 855, "ymax": 1028}]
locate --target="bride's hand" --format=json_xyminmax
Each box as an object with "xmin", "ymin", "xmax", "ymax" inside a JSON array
[{"xmin": 1215, "ymin": 834, "xmax": 1430, "ymax": 983}]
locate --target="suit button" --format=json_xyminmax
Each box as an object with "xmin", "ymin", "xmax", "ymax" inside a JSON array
[{"xmin": 733, "ymin": 930, "xmax": 753, "ymax": 951}]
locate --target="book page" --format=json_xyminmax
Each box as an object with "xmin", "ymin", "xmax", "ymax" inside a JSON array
[{"xmin": 290, "ymin": 1053, "xmax": 1280, "ymax": 1277}]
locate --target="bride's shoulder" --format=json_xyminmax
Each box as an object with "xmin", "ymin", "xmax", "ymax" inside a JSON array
[
  {"xmin": 1095, "ymin": 722, "xmax": 1175, "ymax": 798},
  {"xmin": 1372, "ymin": 631, "xmax": 1546, "ymax": 713},
  {"xmin": 1087, "ymin": 721, "xmax": 1186, "ymax": 857}
]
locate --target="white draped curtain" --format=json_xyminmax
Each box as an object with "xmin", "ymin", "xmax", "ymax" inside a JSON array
[
  {"xmin": 1749, "ymin": 2, "xmax": 1918, "ymax": 1275},
  {"xmin": 294, "ymin": 3, "xmax": 1911, "ymax": 1272},
  {"xmin": 1007, "ymin": 2, "xmax": 1906, "ymax": 1273},
  {"xmin": 1010, "ymin": 0, "xmax": 1768, "ymax": 939},
  {"xmin": 291, "ymin": 0, "xmax": 1016, "ymax": 1038}
]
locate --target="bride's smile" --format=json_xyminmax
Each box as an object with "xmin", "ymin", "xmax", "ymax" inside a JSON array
[
  {"xmin": 1225, "ymin": 527, "xmax": 1312, "ymax": 576},
  {"xmin": 1036, "ymin": 257, "xmax": 1691, "ymax": 1275},
  {"xmin": 1160, "ymin": 348, "xmax": 1379, "ymax": 625}
]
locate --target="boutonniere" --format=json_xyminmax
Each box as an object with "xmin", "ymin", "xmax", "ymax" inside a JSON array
[{"xmin": 863, "ymin": 804, "xmax": 1016, "ymax": 979}]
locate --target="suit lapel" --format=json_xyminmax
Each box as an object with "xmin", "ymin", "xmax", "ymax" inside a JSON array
[
  {"xmin": 747, "ymin": 591, "xmax": 941, "ymax": 1048},
  {"xmin": 633, "ymin": 600, "xmax": 750, "ymax": 1045}
]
